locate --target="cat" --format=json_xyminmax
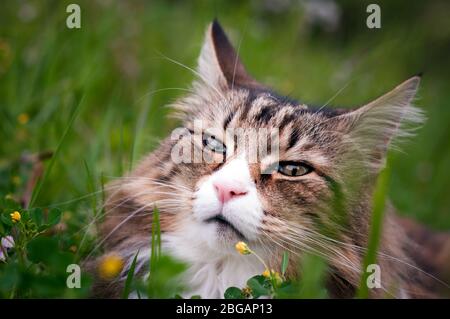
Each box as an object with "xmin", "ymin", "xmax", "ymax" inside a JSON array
[{"xmin": 90, "ymin": 20, "xmax": 450, "ymax": 298}]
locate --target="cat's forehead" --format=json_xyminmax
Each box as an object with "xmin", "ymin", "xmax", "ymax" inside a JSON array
[{"xmin": 209, "ymin": 89, "xmax": 337, "ymax": 130}]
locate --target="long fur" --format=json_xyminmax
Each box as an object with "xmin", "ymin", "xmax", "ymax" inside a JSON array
[{"xmin": 88, "ymin": 22, "xmax": 449, "ymax": 299}]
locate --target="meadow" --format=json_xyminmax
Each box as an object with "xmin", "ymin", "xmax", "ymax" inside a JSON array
[{"xmin": 0, "ymin": 0, "xmax": 449, "ymax": 298}]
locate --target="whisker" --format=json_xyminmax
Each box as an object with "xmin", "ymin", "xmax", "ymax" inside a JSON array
[
  {"xmin": 281, "ymin": 219, "xmax": 450, "ymax": 289},
  {"xmin": 314, "ymin": 79, "xmax": 353, "ymax": 114},
  {"xmin": 135, "ymin": 87, "xmax": 195, "ymax": 104},
  {"xmin": 85, "ymin": 199, "xmax": 172, "ymax": 259},
  {"xmin": 154, "ymin": 51, "xmax": 225, "ymax": 100},
  {"xmin": 105, "ymin": 175, "xmax": 192, "ymax": 192}
]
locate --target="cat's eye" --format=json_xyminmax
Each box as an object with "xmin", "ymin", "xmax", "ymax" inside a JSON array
[
  {"xmin": 277, "ymin": 161, "xmax": 312, "ymax": 177},
  {"xmin": 202, "ymin": 133, "xmax": 226, "ymax": 154}
]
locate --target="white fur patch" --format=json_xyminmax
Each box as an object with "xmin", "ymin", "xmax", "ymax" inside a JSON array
[{"xmin": 152, "ymin": 156, "xmax": 266, "ymax": 298}]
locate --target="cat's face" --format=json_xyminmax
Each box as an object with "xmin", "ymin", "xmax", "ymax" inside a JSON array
[
  {"xmin": 117, "ymin": 22, "xmax": 422, "ymax": 270},
  {"xmin": 173, "ymin": 89, "xmax": 347, "ymax": 254},
  {"xmin": 158, "ymin": 22, "xmax": 423, "ymax": 258}
]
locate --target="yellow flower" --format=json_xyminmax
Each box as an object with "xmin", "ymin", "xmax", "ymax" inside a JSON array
[
  {"xmin": 12, "ymin": 176, "xmax": 21, "ymax": 185},
  {"xmin": 10, "ymin": 211, "xmax": 21, "ymax": 223},
  {"xmin": 17, "ymin": 113, "xmax": 29, "ymax": 125},
  {"xmin": 235, "ymin": 241, "xmax": 251, "ymax": 255},
  {"xmin": 262, "ymin": 268, "xmax": 283, "ymax": 286},
  {"xmin": 98, "ymin": 254, "xmax": 124, "ymax": 280},
  {"xmin": 262, "ymin": 269, "xmax": 272, "ymax": 278}
]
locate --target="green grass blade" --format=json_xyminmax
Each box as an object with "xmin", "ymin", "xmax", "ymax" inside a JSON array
[
  {"xmin": 296, "ymin": 253, "xmax": 328, "ymax": 298},
  {"xmin": 150, "ymin": 209, "xmax": 156, "ymax": 272},
  {"xmin": 83, "ymin": 159, "xmax": 97, "ymax": 218},
  {"xmin": 118, "ymin": 122, "xmax": 124, "ymax": 175},
  {"xmin": 100, "ymin": 172, "xmax": 106, "ymax": 216},
  {"xmin": 129, "ymin": 90, "xmax": 153, "ymax": 172},
  {"xmin": 156, "ymin": 206, "xmax": 161, "ymax": 256},
  {"xmin": 149, "ymin": 206, "xmax": 161, "ymax": 273},
  {"xmin": 29, "ymin": 92, "xmax": 85, "ymax": 208},
  {"xmin": 357, "ymin": 166, "xmax": 391, "ymax": 298},
  {"xmin": 148, "ymin": 205, "xmax": 161, "ymax": 295},
  {"xmin": 122, "ymin": 249, "xmax": 140, "ymax": 299},
  {"xmin": 281, "ymin": 251, "xmax": 289, "ymax": 277}
]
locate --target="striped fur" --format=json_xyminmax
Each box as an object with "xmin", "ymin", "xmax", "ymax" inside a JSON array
[{"xmin": 90, "ymin": 21, "xmax": 449, "ymax": 299}]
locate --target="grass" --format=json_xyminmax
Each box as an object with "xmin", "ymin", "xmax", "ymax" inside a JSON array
[
  {"xmin": 122, "ymin": 249, "xmax": 139, "ymax": 299},
  {"xmin": 0, "ymin": 0, "xmax": 449, "ymax": 298},
  {"xmin": 29, "ymin": 92, "xmax": 85, "ymax": 208},
  {"xmin": 357, "ymin": 166, "xmax": 391, "ymax": 298}
]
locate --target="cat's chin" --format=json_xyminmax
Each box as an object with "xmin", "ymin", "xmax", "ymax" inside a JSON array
[
  {"xmin": 204, "ymin": 222, "xmax": 243, "ymax": 249},
  {"xmin": 215, "ymin": 222, "xmax": 246, "ymax": 243},
  {"xmin": 206, "ymin": 215, "xmax": 246, "ymax": 240}
]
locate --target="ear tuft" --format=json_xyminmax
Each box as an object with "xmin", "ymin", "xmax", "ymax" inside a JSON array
[
  {"xmin": 334, "ymin": 76, "xmax": 425, "ymax": 170},
  {"xmin": 197, "ymin": 20, "xmax": 261, "ymax": 92}
]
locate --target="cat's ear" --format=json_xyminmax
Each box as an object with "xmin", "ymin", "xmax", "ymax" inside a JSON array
[
  {"xmin": 333, "ymin": 76, "xmax": 424, "ymax": 170},
  {"xmin": 197, "ymin": 20, "xmax": 261, "ymax": 91}
]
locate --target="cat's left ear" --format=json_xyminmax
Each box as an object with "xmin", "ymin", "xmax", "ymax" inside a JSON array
[
  {"xmin": 196, "ymin": 20, "xmax": 261, "ymax": 91},
  {"xmin": 332, "ymin": 76, "xmax": 425, "ymax": 169}
]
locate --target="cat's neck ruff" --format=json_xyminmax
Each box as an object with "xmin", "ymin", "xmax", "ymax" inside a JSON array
[{"xmin": 163, "ymin": 232, "xmax": 265, "ymax": 298}]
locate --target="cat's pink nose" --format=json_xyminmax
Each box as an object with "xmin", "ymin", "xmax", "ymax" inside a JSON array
[{"xmin": 213, "ymin": 180, "xmax": 248, "ymax": 203}]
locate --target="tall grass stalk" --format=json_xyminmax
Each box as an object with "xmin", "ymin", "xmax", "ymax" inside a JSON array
[
  {"xmin": 122, "ymin": 249, "xmax": 140, "ymax": 299},
  {"xmin": 29, "ymin": 93, "xmax": 85, "ymax": 208},
  {"xmin": 149, "ymin": 206, "xmax": 161, "ymax": 288},
  {"xmin": 357, "ymin": 166, "xmax": 391, "ymax": 298}
]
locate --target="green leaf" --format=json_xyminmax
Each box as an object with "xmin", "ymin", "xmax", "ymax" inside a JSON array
[
  {"xmin": 275, "ymin": 281, "xmax": 296, "ymax": 297},
  {"xmin": 122, "ymin": 249, "xmax": 140, "ymax": 299},
  {"xmin": 30, "ymin": 208, "xmax": 44, "ymax": 226},
  {"xmin": 27, "ymin": 237, "xmax": 58, "ymax": 264},
  {"xmin": 2, "ymin": 197, "xmax": 20, "ymax": 210},
  {"xmin": 281, "ymin": 251, "xmax": 289, "ymax": 276},
  {"xmin": 0, "ymin": 262, "xmax": 20, "ymax": 292},
  {"xmin": 247, "ymin": 275, "xmax": 270, "ymax": 298},
  {"xmin": 1, "ymin": 213, "xmax": 13, "ymax": 226},
  {"xmin": 224, "ymin": 287, "xmax": 244, "ymax": 299},
  {"xmin": 47, "ymin": 208, "xmax": 61, "ymax": 226},
  {"xmin": 146, "ymin": 254, "xmax": 187, "ymax": 298}
]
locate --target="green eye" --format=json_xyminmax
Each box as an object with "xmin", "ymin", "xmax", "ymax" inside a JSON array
[
  {"xmin": 202, "ymin": 134, "xmax": 226, "ymax": 154},
  {"xmin": 277, "ymin": 161, "xmax": 312, "ymax": 177}
]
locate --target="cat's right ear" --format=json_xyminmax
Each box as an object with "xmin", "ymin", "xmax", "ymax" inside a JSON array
[
  {"xmin": 331, "ymin": 76, "xmax": 425, "ymax": 171},
  {"xmin": 196, "ymin": 20, "xmax": 261, "ymax": 92}
]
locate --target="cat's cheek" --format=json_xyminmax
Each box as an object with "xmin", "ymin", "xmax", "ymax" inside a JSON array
[{"xmin": 192, "ymin": 178, "xmax": 222, "ymax": 221}]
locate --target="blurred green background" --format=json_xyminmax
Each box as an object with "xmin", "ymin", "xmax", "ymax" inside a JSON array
[{"xmin": 1, "ymin": 0, "xmax": 449, "ymax": 235}]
